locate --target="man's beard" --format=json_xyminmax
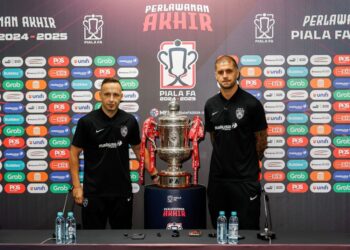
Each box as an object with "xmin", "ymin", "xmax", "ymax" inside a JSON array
[{"xmin": 220, "ymin": 80, "xmax": 236, "ymax": 89}]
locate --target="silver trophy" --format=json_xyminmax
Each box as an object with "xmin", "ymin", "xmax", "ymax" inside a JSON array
[{"xmin": 140, "ymin": 101, "xmax": 204, "ymax": 188}]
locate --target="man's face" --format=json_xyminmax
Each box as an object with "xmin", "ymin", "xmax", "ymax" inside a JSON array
[
  {"xmin": 99, "ymin": 82, "xmax": 123, "ymax": 112},
  {"xmin": 215, "ymin": 59, "xmax": 239, "ymax": 90}
]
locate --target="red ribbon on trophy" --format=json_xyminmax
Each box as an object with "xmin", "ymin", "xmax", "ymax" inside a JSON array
[
  {"xmin": 139, "ymin": 117, "xmax": 158, "ymax": 185},
  {"xmin": 188, "ymin": 116, "xmax": 204, "ymax": 185}
]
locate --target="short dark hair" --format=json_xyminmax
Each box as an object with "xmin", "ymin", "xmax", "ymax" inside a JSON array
[
  {"xmin": 101, "ymin": 77, "xmax": 123, "ymax": 90},
  {"xmin": 215, "ymin": 55, "xmax": 239, "ymax": 70}
]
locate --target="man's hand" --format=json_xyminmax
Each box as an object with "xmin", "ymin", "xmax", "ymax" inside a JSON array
[
  {"xmin": 72, "ymin": 186, "xmax": 84, "ymax": 205},
  {"xmin": 255, "ymin": 129, "xmax": 268, "ymax": 160},
  {"xmin": 151, "ymin": 174, "xmax": 160, "ymax": 184},
  {"xmin": 150, "ymin": 169, "xmax": 160, "ymax": 184}
]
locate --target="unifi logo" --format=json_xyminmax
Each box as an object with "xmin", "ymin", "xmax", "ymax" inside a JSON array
[
  {"xmin": 83, "ymin": 14, "xmax": 103, "ymax": 44},
  {"xmin": 72, "ymin": 103, "xmax": 93, "ymax": 113},
  {"xmin": 310, "ymin": 183, "xmax": 331, "ymax": 193},
  {"xmin": 254, "ymin": 13, "xmax": 275, "ymax": 43},
  {"xmin": 264, "ymin": 67, "xmax": 285, "ymax": 77},
  {"xmin": 310, "ymin": 90, "xmax": 331, "ymax": 100},
  {"xmin": 26, "ymin": 91, "xmax": 47, "ymax": 102},
  {"xmin": 266, "ymin": 113, "xmax": 285, "ymax": 124},
  {"xmin": 158, "ymin": 39, "xmax": 198, "ymax": 89},
  {"xmin": 27, "ymin": 184, "xmax": 48, "ymax": 194},
  {"xmin": 71, "ymin": 56, "xmax": 93, "ymax": 66}
]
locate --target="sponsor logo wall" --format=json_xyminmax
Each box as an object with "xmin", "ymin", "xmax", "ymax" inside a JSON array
[
  {"xmin": 237, "ymin": 54, "xmax": 350, "ymax": 194},
  {"xmin": 0, "ymin": 0, "xmax": 350, "ymax": 231},
  {"xmin": 0, "ymin": 55, "xmax": 141, "ymax": 194}
]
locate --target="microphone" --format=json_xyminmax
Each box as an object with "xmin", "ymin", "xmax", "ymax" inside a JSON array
[{"xmin": 257, "ymin": 188, "xmax": 276, "ymax": 240}]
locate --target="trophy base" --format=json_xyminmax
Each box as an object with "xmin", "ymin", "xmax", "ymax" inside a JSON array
[{"xmin": 158, "ymin": 171, "xmax": 191, "ymax": 188}]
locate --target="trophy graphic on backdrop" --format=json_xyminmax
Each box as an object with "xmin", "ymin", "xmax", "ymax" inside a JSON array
[
  {"xmin": 157, "ymin": 39, "xmax": 198, "ymax": 88},
  {"xmin": 83, "ymin": 14, "xmax": 104, "ymax": 40},
  {"xmin": 254, "ymin": 13, "xmax": 275, "ymax": 39},
  {"xmin": 139, "ymin": 101, "xmax": 204, "ymax": 188}
]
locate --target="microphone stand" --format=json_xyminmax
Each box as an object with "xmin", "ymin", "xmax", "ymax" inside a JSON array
[
  {"xmin": 257, "ymin": 188, "xmax": 276, "ymax": 240},
  {"xmin": 62, "ymin": 187, "xmax": 73, "ymax": 216},
  {"xmin": 52, "ymin": 187, "xmax": 74, "ymax": 239}
]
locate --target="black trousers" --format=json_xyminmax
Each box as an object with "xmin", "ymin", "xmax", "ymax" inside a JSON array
[
  {"xmin": 82, "ymin": 196, "xmax": 133, "ymax": 229},
  {"xmin": 208, "ymin": 181, "xmax": 261, "ymax": 230}
]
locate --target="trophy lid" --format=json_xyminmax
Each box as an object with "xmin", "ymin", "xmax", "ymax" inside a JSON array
[{"xmin": 159, "ymin": 101, "xmax": 188, "ymax": 123}]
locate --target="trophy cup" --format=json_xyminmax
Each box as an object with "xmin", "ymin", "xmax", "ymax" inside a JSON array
[{"xmin": 139, "ymin": 101, "xmax": 204, "ymax": 188}]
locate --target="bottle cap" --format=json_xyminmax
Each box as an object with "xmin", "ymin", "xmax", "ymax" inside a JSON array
[
  {"xmin": 219, "ymin": 211, "xmax": 225, "ymax": 216},
  {"xmin": 57, "ymin": 211, "xmax": 63, "ymax": 216},
  {"xmin": 67, "ymin": 211, "xmax": 73, "ymax": 217},
  {"xmin": 231, "ymin": 211, "xmax": 237, "ymax": 216}
]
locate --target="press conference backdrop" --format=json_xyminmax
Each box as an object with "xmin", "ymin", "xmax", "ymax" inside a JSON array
[{"xmin": 0, "ymin": 0, "xmax": 349, "ymax": 232}]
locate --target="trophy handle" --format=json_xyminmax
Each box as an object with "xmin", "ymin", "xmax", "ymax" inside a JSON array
[
  {"xmin": 254, "ymin": 19, "xmax": 261, "ymax": 29},
  {"xmin": 147, "ymin": 136, "xmax": 157, "ymax": 151},
  {"xmin": 83, "ymin": 20, "xmax": 89, "ymax": 29},
  {"xmin": 157, "ymin": 51, "xmax": 169, "ymax": 70},
  {"xmin": 97, "ymin": 20, "xmax": 104, "ymax": 30},
  {"xmin": 186, "ymin": 51, "xmax": 198, "ymax": 70},
  {"xmin": 144, "ymin": 121, "xmax": 158, "ymax": 151}
]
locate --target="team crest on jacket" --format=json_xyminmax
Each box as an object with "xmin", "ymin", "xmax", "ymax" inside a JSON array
[
  {"xmin": 121, "ymin": 126, "xmax": 128, "ymax": 137},
  {"xmin": 236, "ymin": 108, "xmax": 245, "ymax": 120}
]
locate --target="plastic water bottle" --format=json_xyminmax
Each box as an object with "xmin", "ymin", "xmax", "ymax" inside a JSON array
[
  {"xmin": 216, "ymin": 211, "xmax": 227, "ymax": 244},
  {"xmin": 65, "ymin": 212, "xmax": 77, "ymax": 244},
  {"xmin": 55, "ymin": 212, "xmax": 65, "ymax": 244},
  {"xmin": 228, "ymin": 211, "xmax": 239, "ymax": 244}
]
